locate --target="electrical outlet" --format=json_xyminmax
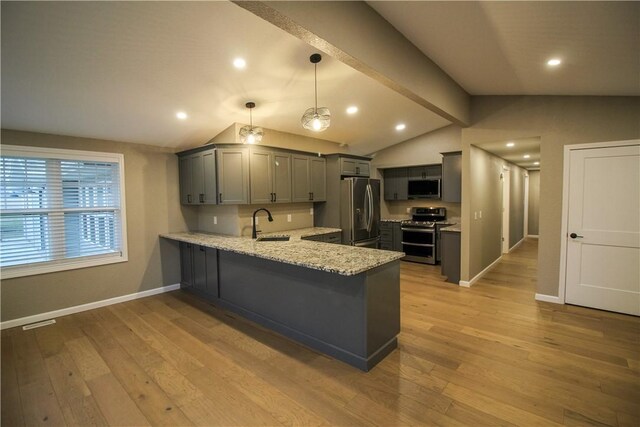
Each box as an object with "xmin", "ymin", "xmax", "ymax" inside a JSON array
[
  {"xmin": 213, "ymin": 216, "xmax": 217, "ymax": 225},
  {"xmin": 406, "ymin": 207, "xmax": 411, "ymax": 213},
  {"xmin": 310, "ymin": 208, "xmax": 314, "ymax": 215},
  {"xmin": 287, "ymin": 214, "xmax": 292, "ymax": 222},
  {"xmin": 479, "ymin": 210, "xmax": 482, "ymax": 219},
  {"xmin": 474, "ymin": 211, "xmax": 477, "ymax": 220},
  {"xmin": 253, "ymin": 217, "xmax": 258, "ymax": 225}
]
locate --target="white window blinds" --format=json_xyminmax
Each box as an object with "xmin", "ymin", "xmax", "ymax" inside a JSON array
[{"xmin": 0, "ymin": 146, "xmax": 127, "ymax": 277}]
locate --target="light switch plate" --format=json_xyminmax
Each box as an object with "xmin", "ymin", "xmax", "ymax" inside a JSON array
[
  {"xmin": 310, "ymin": 208, "xmax": 314, "ymax": 215},
  {"xmin": 406, "ymin": 207, "xmax": 411, "ymax": 213},
  {"xmin": 287, "ymin": 214, "xmax": 292, "ymax": 222},
  {"xmin": 479, "ymin": 210, "xmax": 482, "ymax": 219},
  {"xmin": 213, "ymin": 216, "xmax": 217, "ymax": 225}
]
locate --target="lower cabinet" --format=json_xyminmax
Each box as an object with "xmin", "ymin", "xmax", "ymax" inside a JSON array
[
  {"xmin": 440, "ymin": 231, "xmax": 461, "ymax": 284},
  {"xmin": 180, "ymin": 242, "xmax": 218, "ymax": 300},
  {"xmin": 301, "ymin": 231, "xmax": 341, "ymax": 244},
  {"xmin": 380, "ymin": 222, "xmax": 403, "ymax": 252}
]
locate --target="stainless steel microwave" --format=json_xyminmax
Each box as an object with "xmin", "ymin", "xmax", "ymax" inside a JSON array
[{"xmin": 408, "ymin": 179, "xmax": 440, "ymax": 199}]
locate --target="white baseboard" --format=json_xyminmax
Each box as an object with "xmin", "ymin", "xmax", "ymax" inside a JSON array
[
  {"xmin": 1, "ymin": 283, "xmax": 181, "ymax": 330},
  {"xmin": 510, "ymin": 237, "xmax": 526, "ymax": 251},
  {"xmin": 527, "ymin": 234, "xmax": 539, "ymax": 239},
  {"xmin": 535, "ymin": 293, "xmax": 564, "ymax": 304},
  {"xmin": 459, "ymin": 255, "xmax": 503, "ymax": 288}
]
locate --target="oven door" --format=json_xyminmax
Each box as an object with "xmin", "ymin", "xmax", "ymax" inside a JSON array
[{"xmin": 401, "ymin": 227, "xmax": 436, "ymax": 264}]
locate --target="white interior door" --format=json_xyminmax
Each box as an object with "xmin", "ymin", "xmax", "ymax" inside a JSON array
[{"xmin": 565, "ymin": 144, "xmax": 640, "ymax": 315}]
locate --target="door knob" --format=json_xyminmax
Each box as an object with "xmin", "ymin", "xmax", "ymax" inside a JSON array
[{"xmin": 569, "ymin": 233, "xmax": 583, "ymax": 239}]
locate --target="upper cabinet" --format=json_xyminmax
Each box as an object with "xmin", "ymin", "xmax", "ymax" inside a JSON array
[
  {"xmin": 249, "ymin": 148, "xmax": 292, "ymax": 204},
  {"xmin": 441, "ymin": 151, "xmax": 462, "ymax": 203},
  {"xmin": 217, "ymin": 147, "xmax": 250, "ymax": 204},
  {"xmin": 292, "ymin": 155, "xmax": 326, "ymax": 202},
  {"xmin": 339, "ymin": 158, "xmax": 370, "ymax": 177},
  {"xmin": 383, "ymin": 168, "xmax": 408, "ymax": 201},
  {"xmin": 407, "ymin": 164, "xmax": 441, "ymax": 180},
  {"xmin": 179, "ymin": 148, "xmax": 217, "ymax": 205},
  {"xmin": 177, "ymin": 144, "xmax": 327, "ymax": 206}
]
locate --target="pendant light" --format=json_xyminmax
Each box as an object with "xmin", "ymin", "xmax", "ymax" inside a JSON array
[
  {"xmin": 301, "ymin": 53, "xmax": 330, "ymax": 132},
  {"xmin": 239, "ymin": 102, "xmax": 264, "ymax": 144}
]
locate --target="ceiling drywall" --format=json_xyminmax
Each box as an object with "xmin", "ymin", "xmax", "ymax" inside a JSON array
[
  {"xmin": 369, "ymin": 1, "xmax": 640, "ymax": 95},
  {"xmin": 2, "ymin": 1, "xmax": 637, "ymax": 157},
  {"xmin": 474, "ymin": 137, "xmax": 541, "ymax": 170},
  {"xmin": 0, "ymin": 1, "xmax": 449, "ymax": 154}
]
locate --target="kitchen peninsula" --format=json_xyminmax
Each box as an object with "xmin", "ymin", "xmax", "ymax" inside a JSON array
[{"xmin": 161, "ymin": 228, "xmax": 403, "ymax": 371}]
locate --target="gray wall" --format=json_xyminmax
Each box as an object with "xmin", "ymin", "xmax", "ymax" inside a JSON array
[
  {"xmin": 467, "ymin": 146, "xmax": 504, "ymax": 278},
  {"xmin": 509, "ymin": 167, "xmax": 526, "ymax": 248},
  {"xmin": 528, "ymin": 170, "xmax": 540, "ymax": 235},
  {"xmin": 1, "ymin": 129, "xmax": 196, "ymax": 322},
  {"xmin": 460, "ymin": 96, "xmax": 640, "ymax": 296}
]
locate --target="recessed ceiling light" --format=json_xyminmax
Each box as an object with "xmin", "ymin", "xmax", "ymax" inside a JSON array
[
  {"xmin": 547, "ymin": 58, "xmax": 562, "ymax": 66},
  {"xmin": 534, "ymin": 161, "xmax": 540, "ymax": 165},
  {"xmin": 176, "ymin": 111, "xmax": 188, "ymax": 120},
  {"xmin": 346, "ymin": 106, "xmax": 358, "ymax": 115},
  {"xmin": 506, "ymin": 142, "xmax": 515, "ymax": 147},
  {"xmin": 395, "ymin": 123, "xmax": 406, "ymax": 131},
  {"xmin": 233, "ymin": 57, "xmax": 246, "ymax": 69},
  {"xmin": 523, "ymin": 154, "xmax": 530, "ymax": 159}
]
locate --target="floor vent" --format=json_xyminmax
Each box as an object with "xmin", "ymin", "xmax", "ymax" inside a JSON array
[{"xmin": 22, "ymin": 319, "xmax": 56, "ymax": 330}]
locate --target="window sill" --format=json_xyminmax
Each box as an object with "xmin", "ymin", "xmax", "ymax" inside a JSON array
[{"xmin": 0, "ymin": 253, "xmax": 128, "ymax": 279}]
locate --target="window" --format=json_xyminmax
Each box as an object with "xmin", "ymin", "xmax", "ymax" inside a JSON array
[{"xmin": 0, "ymin": 145, "xmax": 127, "ymax": 278}]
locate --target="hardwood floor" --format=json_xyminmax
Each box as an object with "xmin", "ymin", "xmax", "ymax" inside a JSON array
[{"xmin": 3, "ymin": 238, "xmax": 639, "ymax": 426}]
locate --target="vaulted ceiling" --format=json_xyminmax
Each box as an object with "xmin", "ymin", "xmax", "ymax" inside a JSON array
[{"xmin": 2, "ymin": 1, "xmax": 638, "ymax": 158}]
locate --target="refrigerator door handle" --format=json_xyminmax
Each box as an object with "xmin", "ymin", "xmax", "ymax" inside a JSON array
[
  {"xmin": 366, "ymin": 184, "xmax": 373, "ymax": 233},
  {"xmin": 362, "ymin": 185, "xmax": 369, "ymax": 232}
]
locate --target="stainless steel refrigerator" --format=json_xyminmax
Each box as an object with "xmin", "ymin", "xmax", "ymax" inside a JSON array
[{"xmin": 340, "ymin": 178, "xmax": 381, "ymax": 248}]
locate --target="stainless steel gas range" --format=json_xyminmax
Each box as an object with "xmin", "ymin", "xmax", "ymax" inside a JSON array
[{"xmin": 401, "ymin": 207, "xmax": 449, "ymax": 265}]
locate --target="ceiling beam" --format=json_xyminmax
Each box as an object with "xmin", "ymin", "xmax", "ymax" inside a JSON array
[{"xmin": 234, "ymin": 1, "xmax": 470, "ymax": 126}]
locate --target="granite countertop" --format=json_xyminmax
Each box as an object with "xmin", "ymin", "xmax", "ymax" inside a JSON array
[
  {"xmin": 259, "ymin": 227, "xmax": 341, "ymax": 240},
  {"xmin": 441, "ymin": 224, "xmax": 461, "ymax": 232},
  {"xmin": 161, "ymin": 228, "xmax": 404, "ymax": 276},
  {"xmin": 380, "ymin": 218, "xmax": 409, "ymax": 223}
]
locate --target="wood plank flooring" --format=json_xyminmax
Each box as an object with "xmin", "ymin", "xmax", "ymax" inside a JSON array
[{"xmin": 3, "ymin": 239, "xmax": 639, "ymax": 426}]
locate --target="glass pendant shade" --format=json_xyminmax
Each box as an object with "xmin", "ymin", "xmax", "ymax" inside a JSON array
[
  {"xmin": 301, "ymin": 107, "xmax": 330, "ymax": 132},
  {"xmin": 239, "ymin": 101, "xmax": 263, "ymax": 144},
  {"xmin": 301, "ymin": 53, "xmax": 330, "ymax": 132},
  {"xmin": 239, "ymin": 125, "xmax": 263, "ymax": 144}
]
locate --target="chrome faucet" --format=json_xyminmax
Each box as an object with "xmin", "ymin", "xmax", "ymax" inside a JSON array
[{"xmin": 252, "ymin": 208, "xmax": 274, "ymax": 239}]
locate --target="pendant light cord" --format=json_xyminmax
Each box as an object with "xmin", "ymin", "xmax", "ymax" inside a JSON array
[{"xmin": 314, "ymin": 63, "xmax": 318, "ymax": 114}]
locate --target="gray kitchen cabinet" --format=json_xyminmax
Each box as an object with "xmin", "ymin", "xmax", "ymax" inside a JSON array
[
  {"xmin": 441, "ymin": 151, "xmax": 462, "ymax": 203},
  {"xmin": 217, "ymin": 147, "xmax": 249, "ymax": 204},
  {"xmin": 249, "ymin": 148, "xmax": 292, "ymax": 204},
  {"xmin": 383, "ymin": 168, "xmax": 408, "ymax": 201},
  {"xmin": 408, "ymin": 164, "xmax": 442, "ymax": 180},
  {"xmin": 309, "ymin": 157, "xmax": 327, "ymax": 202},
  {"xmin": 292, "ymin": 155, "xmax": 326, "ymax": 202},
  {"xmin": 180, "ymin": 242, "xmax": 218, "ymax": 300},
  {"xmin": 440, "ymin": 230, "xmax": 460, "ymax": 284},
  {"xmin": 301, "ymin": 231, "xmax": 341, "ymax": 244},
  {"xmin": 380, "ymin": 221, "xmax": 403, "ymax": 252},
  {"xmin": 340, "ymin": 158, "xmax": 370, "ymax": 177},
  {"xmin": 180, "ymin": 242, "xmax": 194, "ymax": 288},
  {"xmin": 179, "ymin": 149, "xmax": 217, "ymax": 205}
]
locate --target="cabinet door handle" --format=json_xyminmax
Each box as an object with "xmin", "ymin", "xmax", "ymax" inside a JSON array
[
  {"xmin": 309, "ymin": 192, "xmax": 312, "ymax": 201},
  {"xmin": 219, "ymin": 193, "xmax": 223, "ymax": 203},
  {"xmin": 199, "ymin": 246, "xmax": 205, "ymax": 252},
  {"xmin": 274, "ymin": 193, "xmax": 277, "ymax": 202},
  {"xmin": 187, "ymin": 194, "xmax": 192, "ymax": 203},
  {"xmin": 199, "ymin": 194, "xmax": 204, "ymax": 203},
  {"xmin": 356, "ymin": 166, "xmax": 360, "ymax": 175},
  {"xmin": 311, "ymin": 192, "xmax": 314, "ymax": 200}
]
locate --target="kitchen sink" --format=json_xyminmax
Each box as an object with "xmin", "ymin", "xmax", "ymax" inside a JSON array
[{"xmin": 255, "ymin": 235, "xmax": 290, "ymax": 242}]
